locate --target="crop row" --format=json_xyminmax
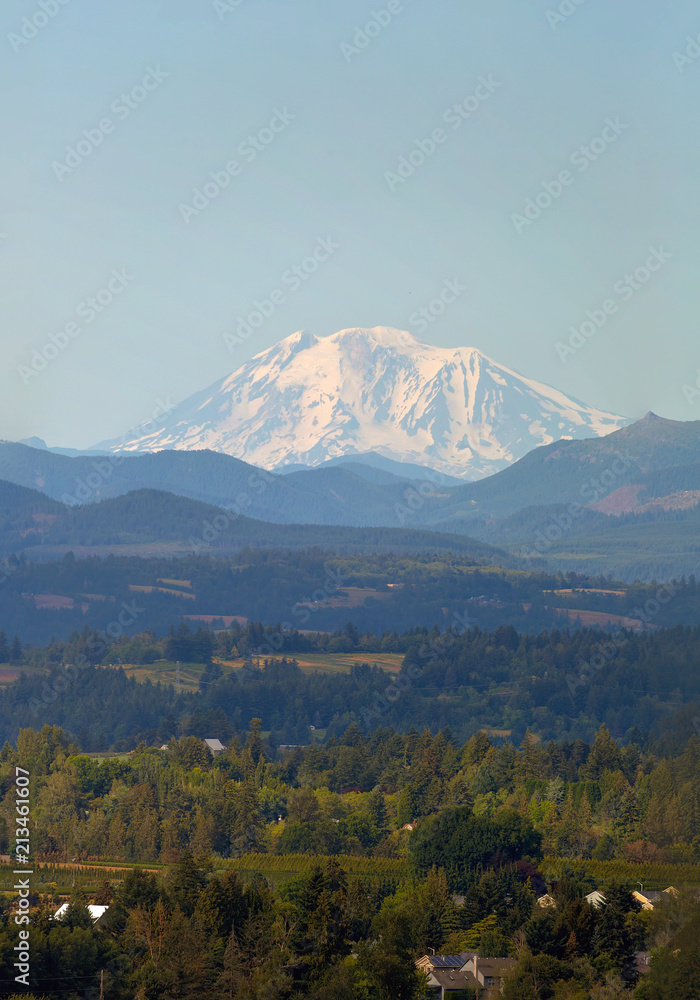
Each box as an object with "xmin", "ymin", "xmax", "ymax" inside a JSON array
[{"xmin": 543, "ymin": 856, "xmax": 700, "ymax": 888}]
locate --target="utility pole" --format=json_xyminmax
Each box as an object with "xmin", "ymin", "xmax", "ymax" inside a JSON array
[{"xmin": 100, "ymin": 969, "xmax": 104, "ymax": 1000}]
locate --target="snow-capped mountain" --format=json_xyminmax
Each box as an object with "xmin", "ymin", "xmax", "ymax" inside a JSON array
[{"xmin": 96, "ymin": 327, "xmax": 629, "ymax": 479}]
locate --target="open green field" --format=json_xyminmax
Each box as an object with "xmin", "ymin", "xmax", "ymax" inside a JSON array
[
  {"xmin": 117, "ymin": 652, "xmax": 404, "ymax": 690},
  {"xmin": 0, "ymin": 860, "xmax": 163, "ymax": 897},
  {"xmin": 0, "ymin": 855, "xmax": 406, "ymax": 897},
  {"xmin": 117, "ymin": 660, "xmax": 221, "ymax": 692},
  {"xmin": 543, "ymin": 856, "xmax": 700, "ymax": 889},
  {"xmin": 267, "ymin": 652, "xmax": 404, "ymax": 676},
  {"xmin": 0, "ymin": 652, "xmax": 405, "ymax": 696},
  {"xmin": 0, "ymin": 664, "xmax": 48, "ymax": 686},
  {"xmin": 3, "ymin": 853, "xmax": 699, "ymax": 901},
  {"xmin": 224, "ymin": 852, "xmax": 408, "ymax": 889},
  {"xmin": 217, "ymin": 652, "xmax": 404, "ymax": 676}
]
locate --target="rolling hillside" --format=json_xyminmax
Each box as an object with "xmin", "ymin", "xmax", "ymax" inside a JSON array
[
  {"xmin": 3, "ymin": 413, "xmax": 700, "ymax": 580},
  {"xmin": 0, "ymin": 483, "xmax": 502, "ymax": 561}
]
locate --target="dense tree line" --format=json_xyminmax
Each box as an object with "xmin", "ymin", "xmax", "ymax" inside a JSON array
[
  {"xmin": 1, "ymin": 723, "xmax": 698, "ymax": 869},
  {"xmin": 2, "ymin": 619, "xmax": 700, "ymax": 749},
  {"xmin": 0, "ymin": 722, "xmax": 699, "ymax": 998},
  {"xmin": 3, "ymin": 548, "xmax": 700, "ymax": 647},
  {"xmin": 4, "ymin": 861, "xmax": 697, "ymax": 999}
]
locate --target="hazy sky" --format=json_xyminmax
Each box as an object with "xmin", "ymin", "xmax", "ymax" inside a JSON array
[{"xmin": 2, "ymin": 0, "xmax": 699, "ymax": 447}]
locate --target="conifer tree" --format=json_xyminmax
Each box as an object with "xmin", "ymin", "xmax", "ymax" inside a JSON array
[
  {"xmin": 593, "ymin": 883, "xmax": 637, "ymax": 981},
  {"xmin": 10, "ymin": 634, "xmax": 22, "ymax": 663}
]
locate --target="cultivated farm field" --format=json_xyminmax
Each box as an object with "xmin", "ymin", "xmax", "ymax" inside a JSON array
[{"xmin": 113, "ymin": 651, "xmax": 404, "ymax": 690}]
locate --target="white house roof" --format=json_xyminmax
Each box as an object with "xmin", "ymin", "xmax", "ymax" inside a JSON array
[
  {"xmin": 204, "ymin": 738, "xmax": 227, "ymax": 752},
  {"xmin": 54, "ymin": 903, "xmax": 109, "ymax": 922},
  {"xmin": 585, "ymin": 891, "xmax": 606, "ymax": 908}
]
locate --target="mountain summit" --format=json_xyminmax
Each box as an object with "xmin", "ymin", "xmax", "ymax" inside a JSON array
[{"xmin": 98, "ymin": 326, "xmax": 629, "ymax": 479}]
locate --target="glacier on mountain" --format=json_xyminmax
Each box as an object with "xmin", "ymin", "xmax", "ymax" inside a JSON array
[{"xmin": 95, "ymin": 326, "xmax": 629, "ymax": 480}]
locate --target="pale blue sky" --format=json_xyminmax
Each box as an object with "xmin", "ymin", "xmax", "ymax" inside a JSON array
[{"xmin": 2, "ymin": 0, "xmax": 699, "ymax": 447}]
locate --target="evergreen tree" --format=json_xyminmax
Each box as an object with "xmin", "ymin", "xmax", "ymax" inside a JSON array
[
  {"xmin": 242, "ymin": 717, "xmax": 266, "ymax": 776},
  {"xmin": 166, "ymin": 850, "xmax": 207, "ymax": 916},
  {"xmin": 367, "ymin": 787, "xmax": 389, "ymax": 834},
  {"xmin": 525, "ymin": 911, "xmax": 568, "ymax": 958},
  {"xmin": 356, "ymin": 906, "xmax": 425, "ymax": 1000},
  {"xmin": 462, "ymin": 731, "xmax": 493, "ymax": 770},
  {"xmin": 117, "ymin": 868, "xmax": 160, "ymax": 911},
  {"xmin": 636, "ymin": 910, "xmax": 700, "ymax": 1000},
  {"xmin": 195, "ymin": 870, "xmax": 249, "ymax": 941},
  {"xmin": 584, "ymin": 724, "xmax": 624, "ymax": 780},
  {"xmin": 396, "ymin": 786, "xmax": 416, "ymax": 827},
  {"xmin": 10, "ymin": 634, "xmax": 22, "ymax": 663},
  {"xmin": 93, "ymin": 879, "xmax": 113, "ymax": 905},
  {"xmin": 593, "ymin": 883, "xmax": 638, "ymax": 982},
  {"xmin": 62, "ymin": 888, "xmax": 94, "ymax": 929}
]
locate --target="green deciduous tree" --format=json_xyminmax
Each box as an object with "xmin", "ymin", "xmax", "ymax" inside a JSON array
[{"xmin": 410, "ymin": 805, "xmax": 542, "ymax": 891}]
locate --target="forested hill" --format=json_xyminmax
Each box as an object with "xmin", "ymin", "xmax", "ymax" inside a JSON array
[
  {"xmin": 0, "ymin": 483, "xmax": 501, "ymax": 561},
  {"xmin": 0, "ymin": 479, "xmax": 63, "ymax": 552},
  {"xmin": 2, "ymin": 547, "xmax": 700, "ymax": 646},
  {"xmin": 2, "ymin": 621, "xmax": 700, "ymax": 749},
  {"xmin": 4, "ymin": 413, "xmax": 700, "ymax": 582}
]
